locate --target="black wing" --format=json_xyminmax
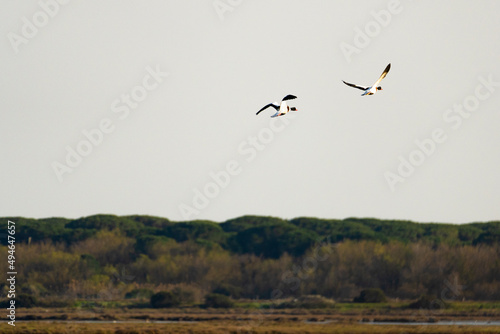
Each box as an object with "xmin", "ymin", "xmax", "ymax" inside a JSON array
[
  {"xmin": 256, "ymin": 103, "xmax": 279, "ymax": 115},
  {"xmin": 380, "ymin": 63, "xmax": 391, "ymax": 79},
  {"xmin": 282, "ymin": 94, "xmax": 297, "ymax": 102},
  {"xmin": 342, "ymin": 81, "xmax": 367, "ymax": 91},
  {"xmin": 374, "ymin": 63, "xmax": 391, "ymax": 85}
]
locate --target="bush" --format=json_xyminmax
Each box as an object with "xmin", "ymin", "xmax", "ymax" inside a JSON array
[
  {"xmin": 171, "ymin": 286, "xmax": 195, "ymax": 304},
  {"xmin": 353, "ymin": 288, "xmax": 387, "ymax": 303},
  {"xmin": 150, "ymin": 291, "xmax": 180, "ymax": 308},
  {"xmin": 408, "ymin": 295, "xmax": 447, "ymax": 310},
  {"xmin": 125, "ymin": 288, "xmax": 154, "ymax": 299},
  {"xmin": 17, "ymin": 294, "xmax": 38, "ymax": 308},
  {"xmin": 213, "ymin": 284, "xmax": 242, "ymax": 299},
  {"xmin": 20, "ymin": 283, "xmax": 48, "ymax": 297},
  {"xmin": 7, "ymin": 295, "xmax": 69, "ymax": 308},
  {"xmin": 204, "ymin": 293, "xmax": 234, "ymax": 308}
]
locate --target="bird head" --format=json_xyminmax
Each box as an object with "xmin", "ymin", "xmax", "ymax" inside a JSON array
[
  {"xmin": 291, "ymin": 107, "xmax": 298, "ymax": 111},
  {"xmin": 377, "ymin": 86, "xmax": 383, "ymax": 91}
]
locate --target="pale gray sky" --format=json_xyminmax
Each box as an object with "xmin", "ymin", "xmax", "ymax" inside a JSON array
[{"xmin": 1, "ymin": 0, "xmax": 499, "ymax": 223}]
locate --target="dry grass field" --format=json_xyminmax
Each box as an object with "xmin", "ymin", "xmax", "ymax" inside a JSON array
[
  {"xmin": 3, "ymin": 303, "xmax": 500, "ymax": 334},
  {"xmin": 3, "ymin": 320, "xmax": 500, "ymax": 334}
]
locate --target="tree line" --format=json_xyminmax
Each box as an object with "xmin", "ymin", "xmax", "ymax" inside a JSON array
[{"xmin": 0, "ymin": 215, "xmax": 499, "ymax": 304}]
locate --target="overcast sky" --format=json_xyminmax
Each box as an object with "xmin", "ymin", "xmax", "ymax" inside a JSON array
[{"xmin": 2, "ymin": 0, "xmax": 500, "ymax": 223}]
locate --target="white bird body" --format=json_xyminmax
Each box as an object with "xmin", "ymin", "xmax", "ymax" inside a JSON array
[
  {"xmin": 256, "ymin": 95, "xmax": 298, "ymax": 117},
  {"xmin": 276, "ymin": 99, "xmax": 292, "ymax": 117},
  {"xmin": 343, "ymin": 63, "xmax": 391, "ymax": 96}
]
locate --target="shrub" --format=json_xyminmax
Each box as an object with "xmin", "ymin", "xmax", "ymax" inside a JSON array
[
  {"xmin": 125, "ymin": 288, "xmax": 154, "ymax": 299},
  {"xmin": 353, "ymin": 288, "xmax": 387, "ymax": 303},
  {"xmin": 7, "ymin": 295, "xmax": 69, "ymax": 308},
  {"xmin": 20, "ymin": 283, "xmax": 48, "ymax": 297},
  {"xmin": 204, "ymin": 293, "xmax": 234, "ymax": 308},
  {"xmin": 408, "ymin": 295, "xmax": 447, "ymax": 310},
  {"xmin": 150, "ymin": 291, "xmax": 180, "ymax": 308},
  {"xmin": 17, "ymin": 294, "xmax": 38, "ymax": 308},
  {"xmin": 213, "ymin": 284, "xmax": 242, "ymax": 299},
  {"xmin": 171, "ymin": 286, "xmax": 195, "ymax": 304}
]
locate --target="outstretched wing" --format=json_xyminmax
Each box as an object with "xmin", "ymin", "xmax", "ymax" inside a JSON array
[
  {"xmin": 256, "ymin": 103, "xmax": 279, "ymax": 115},
  {"xmin": 282, "ymin": 94, "xmax": 297, "ymax": 102},
  {"xmin": 342, "ymin": 80, "xmax": 367, "ymax": 91},
  {"xmin": 373, "ymin": 63, "xmax": 391, "ymax": 87}
]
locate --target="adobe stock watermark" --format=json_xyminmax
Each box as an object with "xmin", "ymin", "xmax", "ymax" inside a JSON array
[
  {"xmin": 339, "ymin": 0, "xmax": 404, "ymax": 63},
  {"xmin": 178, "ymin": 114, "xmax": 296, "ymax": 219},
  {"xmin": 213, "ymin": 0, "xmax": 243, "ymax": 21},
  {"xmin": 51, "ymin": 65, "xmax": 169, "ymax": 183},
  {"xmin": 7, "ymin": 0, "xmax": 71, "ymax": 54},
  {"xmin": 385, "ymin": 74, "xmax": 499, "ymax": 191}
]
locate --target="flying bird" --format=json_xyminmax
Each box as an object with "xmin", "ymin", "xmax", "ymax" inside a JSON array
[
  {"xmin": 256, "ymin": 94, "xmax": 298, "ymax": 117},
  {"xmin": 343, "ymin": 63, "xmax": 391, "ymax": 96}
]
